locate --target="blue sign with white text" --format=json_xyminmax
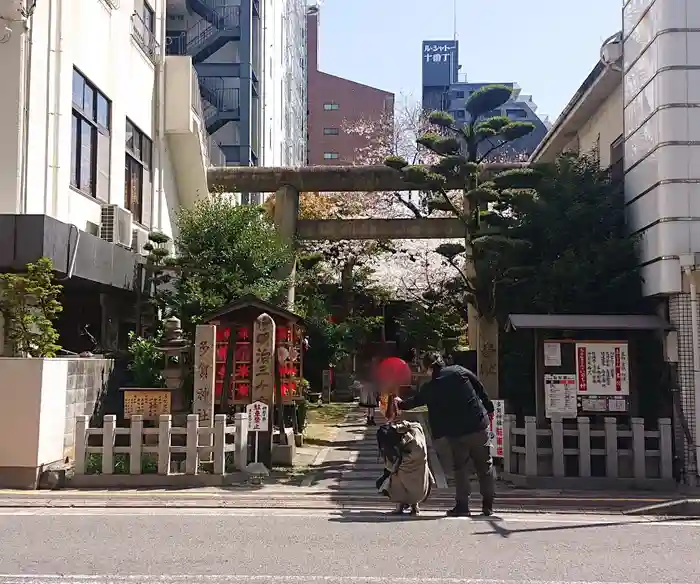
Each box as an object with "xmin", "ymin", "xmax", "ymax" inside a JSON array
[{"xmin": 422, "ymin": 40, "xmax": 459, "ymax": 87}]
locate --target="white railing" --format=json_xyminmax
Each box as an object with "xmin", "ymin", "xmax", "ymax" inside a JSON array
[
  {"xmin": 74, "ymin": 413, "xmax": 248, "ymax": 475},
  {"xmin": 504, "ymin": 415, "xmax": 674, "ymax": 482}
]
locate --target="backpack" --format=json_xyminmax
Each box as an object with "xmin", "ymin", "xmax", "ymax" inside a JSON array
[{"xmin": 376, "ymin": 423, "xmax": 403, "ymax": 464}]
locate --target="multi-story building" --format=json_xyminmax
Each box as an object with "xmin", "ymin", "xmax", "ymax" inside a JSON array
[
  {"xmin": 531, "ymin": 1, "xmax": 700, "ymax": 484},
  {"xmin": 0, "ymin": 0, "xmax": 219, "ymax": 353},
  {"xmin": 306, "ymin": 4, "xmax": 394, "ymax": 166},
  {"xmin": 165, "ymin": 0, "xmax": 307, "ymax": 203},
  {"xmin": 421, "ymin": 40, "xmax": 547, "ymax": 161}
]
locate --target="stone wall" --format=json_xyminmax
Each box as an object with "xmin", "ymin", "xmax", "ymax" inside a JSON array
[{"xmin": 63, "ymin": 359, "xmax": 115, "ymax": 461}]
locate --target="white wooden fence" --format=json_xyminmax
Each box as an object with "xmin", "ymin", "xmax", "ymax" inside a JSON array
[
  {"xmin": 503, "ymin": 415, "xmax": 674, "ymax": 482},
  {"xmin": 74, "ymin": 413, "xmax": 249, "ymax": 475}
]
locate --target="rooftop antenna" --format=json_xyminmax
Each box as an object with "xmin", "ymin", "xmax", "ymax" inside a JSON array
[{"xmin": 453, "ymin": 0, "xmax": 457, "ymax": 41}]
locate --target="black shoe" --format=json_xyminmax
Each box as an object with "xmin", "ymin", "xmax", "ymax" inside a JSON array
[
  {"xmin": 482, "ymin": 498, "xmax": 494, "ymax": 517},
  {"xmin": 446, "ymin": 504, "xmax": 470, "ymax": 517},
  {"xmin": 368, "ymin": 418, "xmax": 376, "ymax": 426}
]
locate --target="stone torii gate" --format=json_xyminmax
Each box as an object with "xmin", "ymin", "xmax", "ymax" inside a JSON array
[{"xmin": 207, "ymin": 163, "xmax": 523, "ymax": 397}]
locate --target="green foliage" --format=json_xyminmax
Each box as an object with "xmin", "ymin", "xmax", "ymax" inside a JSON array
[
  {"xmin": 465, "ymin": 84, "xmax": 512, "ymax": 119},
  {"xmin": 167, "ymin": 199, "xmax": 292, "ymax": 328},
  {"xmin": 493, "ymin": 154, "xmax": 645, "ymax": 317},
  {"xmin": 384, "ymin": 84, "xmax": 538, "ymax": 319},
  {"xmin": 126, "ymin": 332, "xmax": 165, "ymax": 388},
  {"xmin": 0, "ymin": 258, "xmax": 63, "ymax": 357},
  {"xmin": 397, "ymin": 300, "xmax": 463, "ymax": 352},
  {"xmin": 384, "ymin": 155, "xmax": 408, "ymax": 170}
]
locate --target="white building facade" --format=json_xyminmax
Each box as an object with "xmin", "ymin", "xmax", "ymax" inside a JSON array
[
  {"xmin": 0, "ymin": 0, "xmax": 215, "ymax": 352},
  {"xmin": 623, "ymin": 0, "xmax": 700, "ymax": 482},
  {"xmin": 260, "ymin": 0, "xmax": 307, "ymax": 168}
]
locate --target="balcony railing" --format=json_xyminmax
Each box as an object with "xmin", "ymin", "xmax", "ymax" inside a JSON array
[{"xmin": 131, "ymin": 12, "xmax": 159, "ymax": 60}]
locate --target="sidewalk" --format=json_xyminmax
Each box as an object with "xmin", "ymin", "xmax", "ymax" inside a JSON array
[{"xmin": 3, "ymin": 405, "xmax": 694, "ymax": 515}]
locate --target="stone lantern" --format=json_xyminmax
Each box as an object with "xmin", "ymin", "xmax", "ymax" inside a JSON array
[{"xmin": 156, "ymin": 316, "xmax": 191, "ymax": 414}]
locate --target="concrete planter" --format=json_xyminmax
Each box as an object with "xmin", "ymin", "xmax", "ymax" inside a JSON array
[
  {"xmin": 0, "ymin": 358, "xmax": 69, "ymax": 488},
  {"xmin": 0, "ymin": 357, "xmax": 114, "ymax": 489}
]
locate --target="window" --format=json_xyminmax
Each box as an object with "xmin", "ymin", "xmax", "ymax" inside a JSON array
[
  {"xmin": 455, "ymin": 110, "xmax": 465, "ymax": 119},
  {"xmin": 323, "ymin": 152, "xmax": 339, "ymax": 160},
  {"xmin": 71, "ymin": 69, "xmax": 111, "ymax": 200},
  {"xmin": 125, "ymin": 119, "xmax": 153, "ymax": 226},
  {"xmin": 131, "ymin": 0, "xmax": 156, "ymax": 58},
  {"xmin": 323, "ymin": 127, "xmax": 339, "ymax": 135},
  {"xmin": 506, "ymin": 108, "xmax": 528, "ymax": 119},
  {"xmin": 454, "ymin": 90, "xmax": 465, "ymax": 99},
  {"xmin": 323, "ymin": 103, "xmax": 339, "ymax": 111},
  {"xmin": 142, "ymin": 1, "xmax": 155, "ymax": 33},
  {"xmin": 610, "ymin": 134, "xmax": 624, "ymax": 181},
  {"xmin": 484, "ymin": 109, "xmax": 501, "ymax": 119}
]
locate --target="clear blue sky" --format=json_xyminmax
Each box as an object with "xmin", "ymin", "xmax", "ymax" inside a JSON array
[{"xmin": 315, "ymin": 0, "xmax": 621, "ymax": 121}]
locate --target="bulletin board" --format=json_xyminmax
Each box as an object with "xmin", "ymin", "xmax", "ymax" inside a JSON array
[{"xmin": 541, "ymin": 339, "xmax": 631, "ymax": 418}]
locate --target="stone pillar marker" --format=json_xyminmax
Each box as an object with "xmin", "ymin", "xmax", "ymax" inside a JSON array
[
  {"xmin": 252, "ymin": 313, "xmax": 276, "ymax": 468},
  {"xmin": 193, "ymin": 325, "xmax": 216, "ymax": 460},
  {"xmin": 252, "ymin": 313, "xmax": 276, "ymax": 403}
]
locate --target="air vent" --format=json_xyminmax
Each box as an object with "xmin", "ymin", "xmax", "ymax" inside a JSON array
[{"xmin": 100, "ymin": 205, "xmax": 133, "ymax": 248}]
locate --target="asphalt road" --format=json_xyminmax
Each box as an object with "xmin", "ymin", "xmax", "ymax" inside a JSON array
[{"xmin": 0, "ymin": 508, "xmax": 697, "ymax": 584}]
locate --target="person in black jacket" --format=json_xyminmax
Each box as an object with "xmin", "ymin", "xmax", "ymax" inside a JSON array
[{"xmin": 394, "ymin": 352, "xmax": 495, "ymax": 517}]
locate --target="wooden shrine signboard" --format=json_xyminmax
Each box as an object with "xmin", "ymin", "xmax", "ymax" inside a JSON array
[
  {"xmin": 193, "ymin": 324, "xmax": 216, "ymax": 424},
  {"xmin": 252, "ymin": 313, "xmax": 276, "ymax": 404},
  {"xmin": 123, "ymin": 390, "xmax": 171, "ymax": 420}
]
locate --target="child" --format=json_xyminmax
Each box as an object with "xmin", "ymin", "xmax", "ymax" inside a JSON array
[{"xmin": 359, "ymin": 380, "xmax": 378, "ymax": 426}]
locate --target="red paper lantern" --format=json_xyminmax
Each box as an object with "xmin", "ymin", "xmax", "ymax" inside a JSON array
[
  {"xmin": 236, "ymin": 328, "xmax": 250, "ymax": 341},
  {"xmin": 237, "ymin": 383, "xmax": 250, "ymax": 397},
  {"xmin": 276, "ymin": 326, "xmax": 290, "ymax": 342},
  {"xmin": 216, "ymin": 327, "xmax": 231, "ymax": 342}
]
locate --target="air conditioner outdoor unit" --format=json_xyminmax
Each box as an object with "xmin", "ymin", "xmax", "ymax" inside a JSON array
[
  {"xmin": 100, "ymin": 205, "xmax": 133, "ymax": 248},
  {"xmin": 131, "ymin": 228, "xmax": 150, "ymax": 256}
]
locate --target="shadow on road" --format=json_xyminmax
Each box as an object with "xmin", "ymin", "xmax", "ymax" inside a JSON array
[
  {"xmin": 471, "ymin": 516, "xmax": 696, "ymax": 538},
  {"xmin": 327, "ymin": 510, "xmax": 443, "ymax": 524}
]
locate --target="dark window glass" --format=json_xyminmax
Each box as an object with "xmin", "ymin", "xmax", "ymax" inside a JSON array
[
  {"xmin": 125, "ymin": 121, "xmax": 134, "ymax": 152},
  {"xmin": 125, "ymin": 156, "xmax": 142, "ymax": 221},
  {"xmin": 72, "ymin": 71, "xmax": 84, "ymax": 108},
  {"xmin": 506, "ymin": 108, "xmax": 528, "ymax": 119},
  {"xmin": 83, "ymin": 84, "xmax": 94, "ymax": 117},
  {"xmin": 79, "ymin": 121, "xmax": 95, "ymax": 194},
  {"xmin": 323, "ymin": 127, "xmax": 339, "ymax": 135},
  {"xmin": 455, "ymin": 91, "xmax": 464, "ymax": 98},
  {"xmin": 70, "ymin": 69, "xmax": 111, "ymax": 200},
  {"xmin": 96, "ymin": 95, "xmax": 110, "ymax": 129},
  {"xmin": 71, "ymin": 115, "xmax": 79, "ymax": 188},
  {"xmin": 125, "ymin": 120, "xmax": 153, "ymax": 225},
  {"xmin": 143, "ymin": 2, "xmax": 155, "ymax": 31}
]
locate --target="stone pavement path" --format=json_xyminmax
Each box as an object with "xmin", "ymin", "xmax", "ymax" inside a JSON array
[
  {"xmin": 300, "ymin": 407, "xmax": 456, "ymax": 509},
  {"xmin": 302, "ymin": 408, "xmax": 387, "ymax": 495}
]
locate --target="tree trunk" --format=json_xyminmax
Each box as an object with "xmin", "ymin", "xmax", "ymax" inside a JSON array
[{"xmin": 476, "ymin": 315, "xmax": 499, "ymax": 399}]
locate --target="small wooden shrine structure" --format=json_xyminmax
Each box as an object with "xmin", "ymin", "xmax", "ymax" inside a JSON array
[{"xmin": 201, "ymin": 295, "xmax": 306, "ymax": 410}]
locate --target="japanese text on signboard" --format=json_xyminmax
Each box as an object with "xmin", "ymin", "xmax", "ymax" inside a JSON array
[
  {"xmin": 489, "ymin": 400, "xmax": 505, "ymax": 458},
  {"xmin": 193, "ymin": 325, "xmax": 216, "ymax": 424},
  {"xmin": 576, "ymin": 342, "xmax": 629, "ymax": 395},
  {"xmin": 247, "ymin": 401, "xmax": 269, "ymax": 432}
]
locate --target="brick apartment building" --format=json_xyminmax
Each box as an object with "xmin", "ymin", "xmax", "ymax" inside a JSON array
[{"xmin": 306, "ymin": 5, "xmax": 394, "ymax": 165}]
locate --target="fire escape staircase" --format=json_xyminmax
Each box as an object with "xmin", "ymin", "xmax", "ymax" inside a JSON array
[{"xmin": 199, "ymin": 77, "xmax": 241, "ymax": 134}]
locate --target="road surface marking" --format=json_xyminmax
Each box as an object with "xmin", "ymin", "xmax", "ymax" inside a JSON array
[
  {"xmin": 0, "ymin": 575, "xmax": 691, "ymax": 584},
  {"xmin": 0, "ymin": 507, "xmax": 697, "ymax": 525}
]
